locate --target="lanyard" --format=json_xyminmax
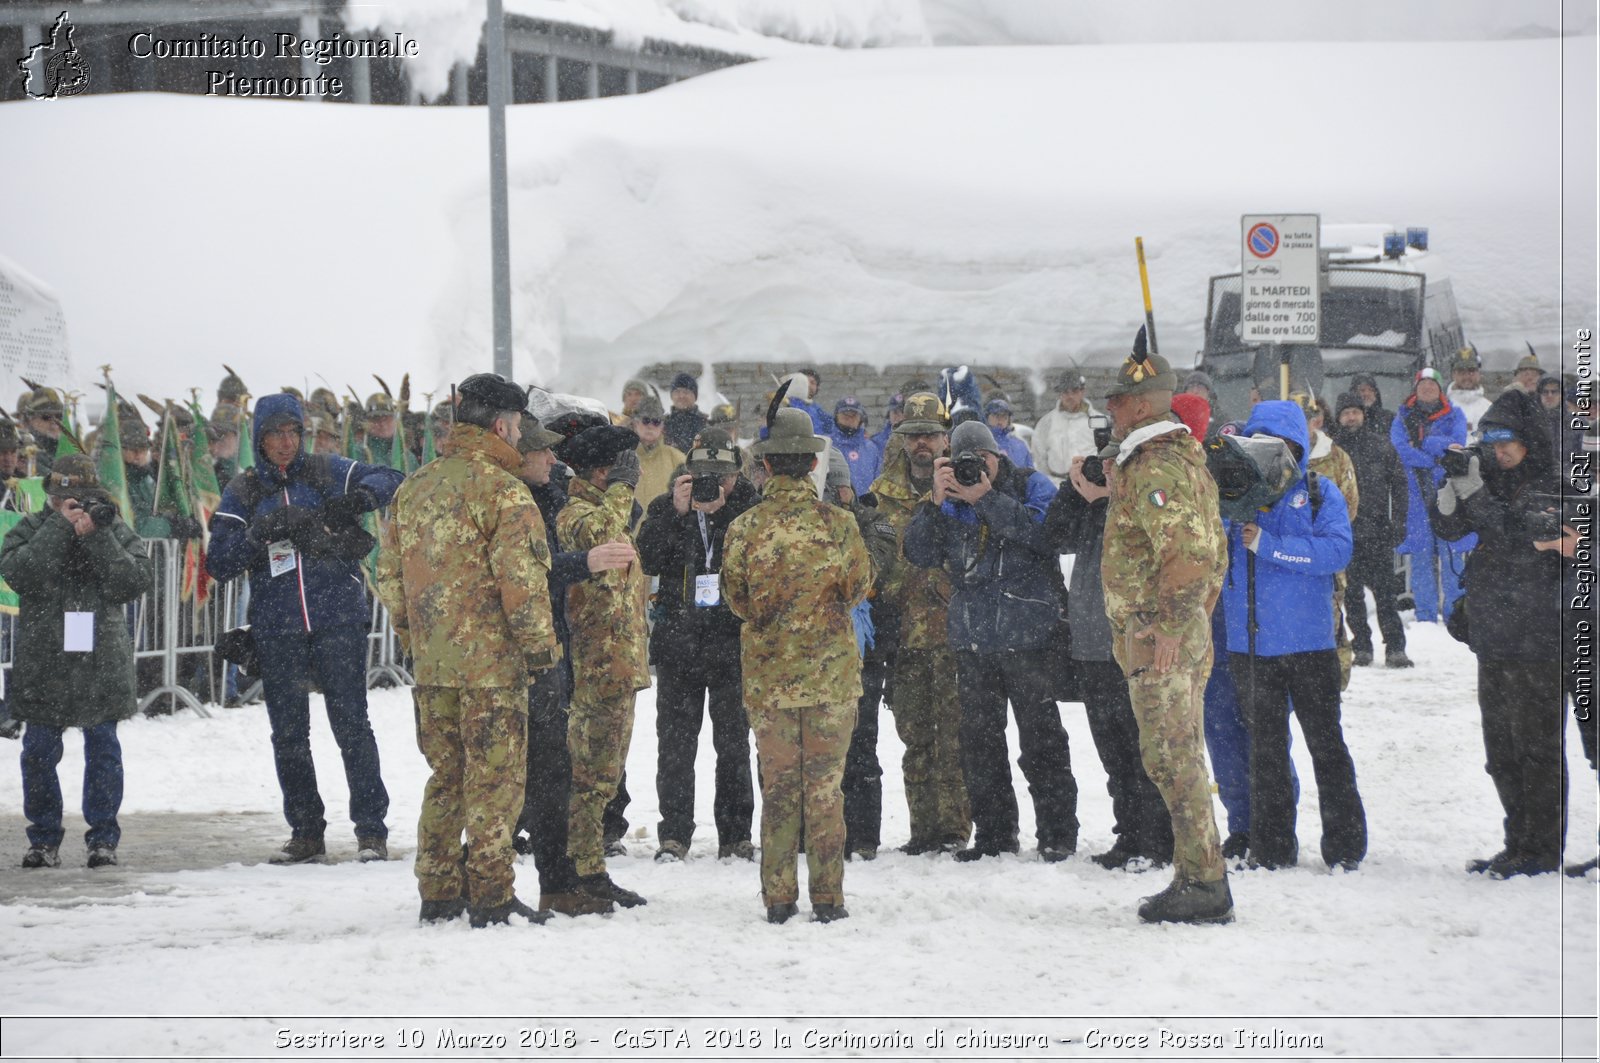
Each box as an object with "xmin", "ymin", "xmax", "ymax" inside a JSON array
[{"xmin": 697, "ymin": 511, "xmax": 715, "ymax": 570}]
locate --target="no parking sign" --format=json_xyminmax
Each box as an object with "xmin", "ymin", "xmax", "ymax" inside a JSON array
[{"xmin": 1240, "ymin": 213, "xmax": 1320, "ymax": 344}]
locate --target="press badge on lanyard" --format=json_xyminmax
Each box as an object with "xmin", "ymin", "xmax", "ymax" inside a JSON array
[
  {"xmin": 268, "ymin": 540, "xmax": 299, "ymax": 578},
  {"xmin": 694, "ymin": 512, "xmax": 720, "ymax": 607}
]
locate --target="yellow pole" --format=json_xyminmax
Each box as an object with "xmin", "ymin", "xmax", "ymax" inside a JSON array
[{"xmin": 1135, "ymin": 237, "xmax": 1159, "ymax": 356}]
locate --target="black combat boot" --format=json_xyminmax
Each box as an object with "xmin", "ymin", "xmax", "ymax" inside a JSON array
[
  {"xmin": 578, "ymin": 873, "xmax": 647, "ymax": 908},
  {"xmin": 1566, "ymin": 855, "xmax": 1599, "ymax": 877},
  {"xmin": 469, "ymin": 896, "xmax": 554, "ymax": 928},
  {"xmin": 1221, "ymin": 832, "xmax": 1250, "ymax": 860},
  {"xmin": 418, "ymin": 897, "xmax": 468, "ymax": 924},
  {"xmin": 766, "ymin": 902, "xmax": 799, "ymax": 924},
  {"xmin": 1468, "ymin": 848, "xmax": 1517, "ymax": 874},
  {"xmin": 1487, "ymin": 852, "xmax": 1558, "ymax": 879},
  {"xmin": 1091, "ymin": 838, "xmax": 1141, "ymax": 870},
  {"xmin": 953, "ymin": 838, "xmax": 1019, "ymax": 863},
  {"xmin": 268, "ymin": 836, "xmax": 326, "ymax": 865},
  {"xmin": 540, "ymin": 890, "xmax": 614, "ymax": 917},
  {"xmin": 1137, "ymin": 875, "xmax": 1234, "ymax": 925},
  {"xmin": 811, "ymin": 903, "xmax": 850, "ymax": 923}
]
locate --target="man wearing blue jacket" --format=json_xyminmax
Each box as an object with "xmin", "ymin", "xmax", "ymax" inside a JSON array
[
  {"xmin": 1390, "ymin": 369, "xmax": 1470, "ymax": 623},
  {"xmin": 207, "ymin": 393, "xmax": 404, "ymax": 865},
  {"xmin": 827, "ymin": 397, "xmax": 881, "ymax": 499},
  {"xmin": 1224, "ymin": 401, "xmax": 1366, "ymax": 871},
  {"xmin": 904, "ymin": 420, "xmax": 1076, "ymax": 862}
]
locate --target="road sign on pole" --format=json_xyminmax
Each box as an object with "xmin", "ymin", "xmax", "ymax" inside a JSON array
[{"xmin": 1240, "ymin": 213, "xmax": 1320, "ymax": 345}]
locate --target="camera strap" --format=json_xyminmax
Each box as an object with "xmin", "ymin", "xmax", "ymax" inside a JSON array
[{"xmin": 696, "ymin": 511, "xmax": 715, "ymax": 569}]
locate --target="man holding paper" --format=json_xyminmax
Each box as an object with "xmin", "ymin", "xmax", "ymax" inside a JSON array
[{"xmin": 0, "ymin": 454, "xmax": 153, "ymax": 869}]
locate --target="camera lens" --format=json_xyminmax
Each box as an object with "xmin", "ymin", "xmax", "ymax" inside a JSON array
[
  {"xmin": 952, "ymin": 454, "xmax": 985, "ymax": 487},
  {"xmin": 691, "ymin": 474, "xmax": 722, "ymax": 503}
]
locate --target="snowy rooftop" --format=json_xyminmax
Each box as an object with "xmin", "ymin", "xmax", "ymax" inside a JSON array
[{"xmin": 0, "ymin": 30, "xmax": 1592, "ymax": 408}]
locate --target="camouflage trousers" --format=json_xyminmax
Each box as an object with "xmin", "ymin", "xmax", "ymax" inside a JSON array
[
  {"xmin": 567, "ymin": 689, "xmax": 636, "ymax": 877},
  {"xmin": 890, "ymin": 648, "xmax": 971, "ymax": 847},
  {"xmin": 1124, "ymin": 660, "xmax": 1225, "ymax": 885},
  {"xmin": 413, "ymin": 685, "xmax": 528, "ymax": 908},
  {"xmin": 749, "ymin": 701, "xmax": 856, "ymax": 906}
]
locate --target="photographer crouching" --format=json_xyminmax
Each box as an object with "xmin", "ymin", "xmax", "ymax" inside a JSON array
[
  {"xmin": 0, "ymin": 455, "xmax": 154, "ymax": 869},
  {"xmin": 1430, "ymin": 389, "xmax": 1570, "ymax": 878}
]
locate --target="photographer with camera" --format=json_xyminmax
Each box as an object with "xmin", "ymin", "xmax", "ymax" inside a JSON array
[
  {"xmin": 1044, "ymin": 408, "xmax": 1174, "ymax": 871},
  {"xmin": 207, "ymin": 393, "xmax": 404, "ymax": 865},
  {"xmin": 1, "ymin": 454, "xmax": 153, "ymax": 869},
  {"xmin": 636, "ymin": 428, "xmax": 761, "ymax": 863},
  {"xmin": 1429, "ymin": 389, "xmax": 1569, "ymax": 878},
  {"xmin": 903, "ymin": 418, "xmax": 1077, "ymax": 863},
  {"xmin": 1219, "ymin": 401, "xmax": 1364, "ymax": 873}
]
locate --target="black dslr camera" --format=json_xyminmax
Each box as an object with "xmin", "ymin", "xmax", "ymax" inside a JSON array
[
  {"xmin": 1080, "ymin": 414, "xmax": 1114, "ymax": 486},
  {"xmin": 67, "ymin": 490, "xmax": 117, "ymax": 528},
  {"xmin": 952, "ymin": 452, "xmax": 987, "ymax": 487},
  {"xmin": 691, "ymin": 474, "xmax": 723, "ymax": 504},
  {"xmin": 1439, "ymin": 443, "xmax": 1492, "ymax": 478}
]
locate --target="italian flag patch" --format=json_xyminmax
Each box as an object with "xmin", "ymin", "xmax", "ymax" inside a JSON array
[{"xmin": 1148, "ymin": 489, "xmax": 1167, "ymax": 507}]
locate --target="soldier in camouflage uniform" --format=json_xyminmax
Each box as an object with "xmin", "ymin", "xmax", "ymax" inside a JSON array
[
  {"xmin": 722, "ymin": 406, "xmax": 873, "ymax": 924},
  {"xmin": 555, "ymin": 423, "xmax": 651, "ymax": 909},
  {"xmin": 376, "ymin": 374, "xmax": 560, "ymax": 928},
  {"xmin": 1099, "ymin": 329, "xmax": 1233, "ymax": 924},
  {"xmin": 869, "ymin": 393, "xmax": 971, "ymax": 854},
  {"xmin": 364, "ymin": 393, "xmax": 399, "ymax": 468}
]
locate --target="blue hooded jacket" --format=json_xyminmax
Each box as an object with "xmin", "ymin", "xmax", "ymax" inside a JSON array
[
  {"xmin": 827, "ymin": 422, "xmax": 882, "ymax": 498},
  {"xmin": 205, "ymin": 393, "xmax": 404, "ymax": 635},
  {"xmin": 1222, "ymin": 401, "xmax": 1353, "ymax": 657},
  {"xmin": 1389, "ymin": 389, "xmax": 1469, "ymax": 549},
  {"xmin": 990, "ymin": 424, "xmax": 1033, "ymax": 469}
]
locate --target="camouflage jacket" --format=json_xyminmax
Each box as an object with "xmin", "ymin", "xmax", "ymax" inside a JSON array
[
  {"xmin": 376, "ymin": 424, "xmax": 559, "ymax": 689},
  {"xmin": 870, "ymin": 455, "xmax": 952, "ymax": 650},
  {"xmin": 557, "ymin": 475, "xmax": 650, "ymax": 697},
  {"xmin": 1101, "ymin": 416, "xmax": 1226, "ymax": 670},
  {"xmin": 722, "ymin": 475, "xmax": 873, "ymax": 711},
  {"xmin": 1308, "ymin": 429, "xmax": 1360, "ymax": 524}
]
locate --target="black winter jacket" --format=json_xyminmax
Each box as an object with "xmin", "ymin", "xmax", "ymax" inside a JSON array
[
  {"xmin": 636, "ymin": 477, "xmax": 760, "ymax": 664},
  {"xmin": 1042, "ymin": 479, "xmax": 1113, "ymax": 662},
  {"xmin": 903, "ymin": 461, "xmax": 1063, "ymax": 653},
  {"xmin": 1332, "ymin": 424, "xmax": 1409, "ymax": 548}
]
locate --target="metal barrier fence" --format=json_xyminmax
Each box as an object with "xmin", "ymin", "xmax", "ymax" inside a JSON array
[{"xmin": 1, "ymin": 538, "xmax": 409, "ymax": 716}]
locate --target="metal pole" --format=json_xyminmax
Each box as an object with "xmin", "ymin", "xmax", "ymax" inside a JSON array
[{"xmin": 486, "ymin": 0, "xmax": 514, "ymax": 378}]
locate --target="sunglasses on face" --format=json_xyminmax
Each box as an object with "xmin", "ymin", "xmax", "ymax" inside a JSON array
[
  {"xmin": 33, "ymin": 413, "xmax": 62, "ymax": 424},
  {"xmin": 638, "ymin": 418, "xmax": 663, "ymax": 427}
]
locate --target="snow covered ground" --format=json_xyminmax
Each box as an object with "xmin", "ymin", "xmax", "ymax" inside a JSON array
[{"xmin": 1, "ymin": 622, "xmax": 1595, "ymax": 1059}]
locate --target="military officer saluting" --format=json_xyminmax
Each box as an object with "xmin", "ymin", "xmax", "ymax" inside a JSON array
[
  {"xmin": 1099, "ymin": 327, "xmax": 1233, "ymax": 925},
  {"xmin": 722, "ymin": 398, "xmax": 873, "ymax": 924}
]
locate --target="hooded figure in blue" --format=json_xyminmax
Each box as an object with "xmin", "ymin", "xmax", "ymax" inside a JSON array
[
  {"xmin": 206, "ymin": 392, "xmax": 404, "ymax": 864},
  {"xmin": 1222, "ymin": 400, "xmax": 1366, "ymax": 871},
  {"xmin": 827, "ymin": 397, "xmax": 881, "ymax": 498}
]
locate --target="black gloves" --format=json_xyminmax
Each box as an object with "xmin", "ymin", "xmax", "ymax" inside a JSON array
[
  {"xmin": 252, "ymin": 505, "xmax": 314, "ymax": 545},
  {"xmin": 605, "ymin": 449, "xmax": 641, "ymax": 490},
  {"xmin": 321, "ymin": 488, "xmax": 378, "ymax": 526},
  {"xmin": 166, "ymin": 515, "xmax": 204, "ymax": 541}
]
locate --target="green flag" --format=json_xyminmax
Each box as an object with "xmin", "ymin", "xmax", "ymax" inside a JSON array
[
  {"xmin": 186, "ymin": 398, "xmax": 223, "ymax": 504},
  {"xmin": 95, "ymin": 381, "xmax": 136, "ymax": 528},
  {"xmin": 422, "ymin": 415, "xmax": 437, "ymax": 464},
  {"xmin": 152, "ymin": 410, "xmax": 194, "ymax": 522},
  {"xmin": 237, "ymin": 402, "xmax": 255, "ymax": 471}
]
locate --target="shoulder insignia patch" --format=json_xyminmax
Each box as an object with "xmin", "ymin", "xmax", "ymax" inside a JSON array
[
  {"xmin": 1148, "ymin": 489, "xmax": 1167, "ymax": 508},
  {"xmin": 1289, "ymin": 490, "xmax": 1308, "ymax": 509}
]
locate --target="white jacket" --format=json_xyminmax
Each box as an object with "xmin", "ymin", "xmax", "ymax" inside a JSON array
[
  {"xmin": 1447, "ymin": 385, "xmax": 1492, "ymax": 437},
  {"xmin": 1030, "ymin": 401, "xmax": 1099, "ymax": 484}
]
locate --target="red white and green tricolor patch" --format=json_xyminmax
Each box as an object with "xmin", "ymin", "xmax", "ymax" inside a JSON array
[{"xmin": 1148, "ymin": 489, "xmax": 1167, "ymax": 507}]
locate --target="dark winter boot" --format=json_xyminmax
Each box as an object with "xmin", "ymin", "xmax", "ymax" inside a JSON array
[
  {"xmin": 1351, "ymin": 648, "xmax": 1373, "ymax": 667},
  {"xmin": 469, "ymin": 896, "xmax": 553, "ymax": 928},
  {"xmin": 356, "ymin": 837, "xmax": 388, "ymax": 863},
  {"xmin": 1221, "ymin": 832, "xmax": 1249, "ymax": 860},
  {"xmin": 21, "ymin": 845, "xmax": 60, "ymax": 869},
  {"xmin": 898, "ymin": 837, "xmax": 941, "ymax": 856},
  {"xmin": 1038, "ymin": 844, "xmax": 1074, "ymax": 864},
  {"xmin": 86, "ymin": 846, "xmax": 118, "ymax": 869},
  {"xmin": 1467, "ymin": 849, "xmax": 1516, "ymax": 874},
  {"xmin": 1138, "ymin": 875, "xmax": 1234, "ymax": 925},
  {"xmin": 766, "ymin": 902, "xmax": 799, "ymax": 924},
  {"xmin": 1565, "ymin": 855, "xmax": 1600, "ymax": 877},
  {"xmin": 1092, "ymin": 837, "xmax": 1141, "ymax": 870},
  {"xmin": 418, "ymin": 897, "xmax": 468, "ymax": 924},
  {"xmin": 953, "ymin": 838, "xmax": 1019, "ymax": 863},
  {"xmin": 578, "ymin": 873, "xmax": 647, "ymax": 908},
  {"xmin": 1487, "ymin": 852, "xmax": 1559, "ymax": 879},
  {"xmin": 811, "ymin": 903, "xmax": 850, "ymax": 923},
  {"xmin": 268, "ymin": 836, "xmax": 326, "ymax": 865},
  {"xmin": 1385, "ymin": 649, "xmax": 1414, "ymax": 669}
]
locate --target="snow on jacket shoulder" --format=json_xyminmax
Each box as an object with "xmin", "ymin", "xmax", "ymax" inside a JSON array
[
  {"xmin": 206, "ymin": 393, "xmax": 403, "ymax": 635},
  {"xmin": 1223, "ymin": 401, "xmax": 1352, "ymax": 657}
]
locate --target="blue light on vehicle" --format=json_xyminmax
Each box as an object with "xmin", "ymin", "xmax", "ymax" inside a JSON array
[
  {"xmin": 1406, "ymin": 226, "xmax": 1429, "ymax": 251},
  {"xmin": 1383, "ymin": 231, "xmax": 1407, "ymax": 259}
]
